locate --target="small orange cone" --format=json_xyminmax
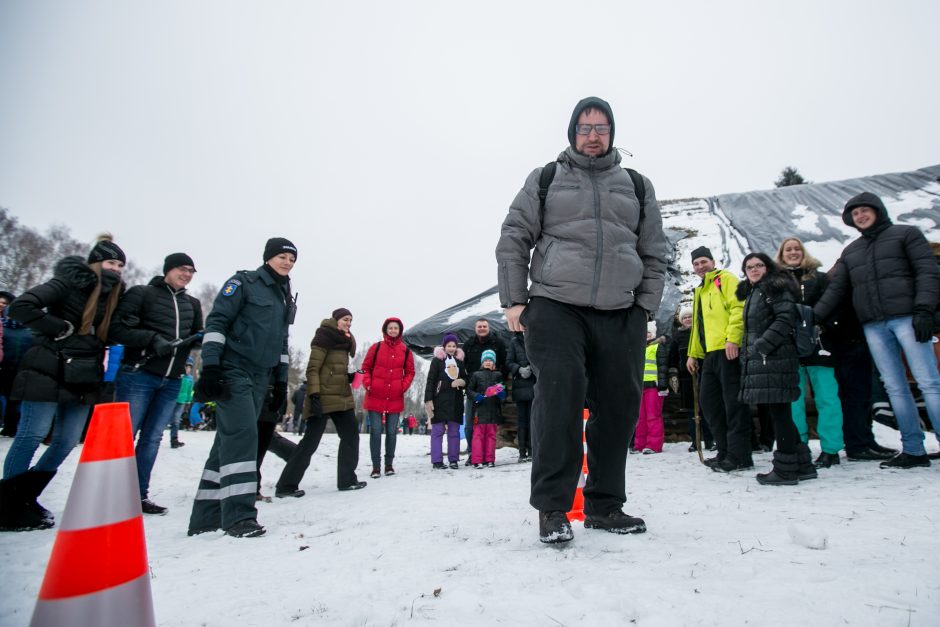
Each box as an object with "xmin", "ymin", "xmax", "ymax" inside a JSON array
[
  {"xmin": 30, "ymin": 402, "xmax": 156, "ymax": 627},
  {"xmin": 567, "ymin": 409, "xmax": 590, "ymax": 522}
]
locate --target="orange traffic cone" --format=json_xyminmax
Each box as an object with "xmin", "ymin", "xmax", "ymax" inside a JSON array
[
  {"xmin": 30, "ymin": 402, "xmax": 156, "ymax": 627},
  {"xmin": 567, "ymin": 409, "xmax": 590, "ymax": 522}
]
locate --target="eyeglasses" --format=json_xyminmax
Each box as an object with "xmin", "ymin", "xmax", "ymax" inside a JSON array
[
  {"xmin": 178, "ymin": 267, "xmax": 196, "ymax": 274},
  {"xmin": 574, "ymin": 124, "xmax": 611, "ymax": 136},
  {"xmin": 745, "ymin": 262, "xmax": 766, "ymax": 272}
]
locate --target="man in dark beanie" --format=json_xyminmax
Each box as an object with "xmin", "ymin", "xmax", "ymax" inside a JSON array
[
  {"xmin": 685, "ymin": 245, "xmax": 751, "ymax": 474},
  {"xmin": 110, "ymin": 252, "xmax": 204, "ymax": 515},
  {"xmin": 188, "ymin": 237, "xmax": 297, "ymax": 538},
  {"xmin": 497, "ymin": 96, "xmax": 667, "ymax": 543}
]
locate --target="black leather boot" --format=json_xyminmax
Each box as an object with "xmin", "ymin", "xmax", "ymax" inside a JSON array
[
  {"xmin": 22, "ymin": 470, "xmax": 57, "ymax": 524},
  {"xmin": 796, "ymin": 442, "xmax": 817, "ymax": 481},
  {"xmin": 756, "ymin": 451, "xmax": 800, "ymax": 486},
  {"xmin": 814, "ymin": 452, "xmax": 840, "ymax": 468},
  {"xmin": 0, "ymin": 473, "xmax": 54, "ymax": 531}
]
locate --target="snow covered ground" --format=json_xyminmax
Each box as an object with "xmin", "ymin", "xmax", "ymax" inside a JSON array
[{"xmin": 1, "ymin": 426, "xmax": 939, "ymax": 626}]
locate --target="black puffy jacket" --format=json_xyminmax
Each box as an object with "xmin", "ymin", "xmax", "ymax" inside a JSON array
[
  {"xmin": 109, "ymin": 276, "xmax": 204, "ymax": 379},
  {"xmin": 815, "ymin": 192, "xmax": 939, "ymax": 325},
  {"xmin": 737, "ymin": 273, "xmax": 800, "ymax": 405},
  {"xmin": 468, "ymin": 368, "xmax": 504, "ymax": 424},
  {"xmin": 9, "ymin": 256, "xmax": 123, "ymax": 403},
  {"xmin": 506, "ymin": 332, "xmax": 535, "ymax": 403}
]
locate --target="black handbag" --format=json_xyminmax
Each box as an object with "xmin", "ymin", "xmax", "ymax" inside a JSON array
[{"xmin": 58, "ymin": 336, "xmax": 104, "ymax": 387}]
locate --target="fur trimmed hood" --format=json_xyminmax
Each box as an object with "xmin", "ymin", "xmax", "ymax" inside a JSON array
[
  {"xmin": 736, "ymin": 271, "xmax": 799, "ymax": 302},
  {"xmin": 433, "ymin": 346, "xmax": 465, "ymax": 361}
]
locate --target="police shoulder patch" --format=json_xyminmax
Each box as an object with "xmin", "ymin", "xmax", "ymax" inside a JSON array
[{"xmin": 221, "ymin": 279, "xmax": 242, "ymax": 297}]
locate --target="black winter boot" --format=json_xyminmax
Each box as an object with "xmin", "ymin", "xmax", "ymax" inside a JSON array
[
  {"xmin": 795, "ymin": 442, "xmax": 817, "ymax": 481},
  {"xmin": 814, "ymin": 452, "xmax": 840, "ymax": 468},
  {"xmin": 756, "ymin": 451, "xmax": 800, "ymax": 486},
  {"xmin": 0, "ymin": 474, "xmax": 54, "ymax": 531},
  {"xmin": 22, "ymin": 470, "xmax": 57, "ymax": 524}
]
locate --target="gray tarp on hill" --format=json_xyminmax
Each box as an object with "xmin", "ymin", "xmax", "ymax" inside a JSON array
[
  {"xmin": 717, "ymin": 164, "xmax": 940, "ymax": 254},
  {"xmin": 404, "ymin": 165, "xmax": 940, "ymax": 353}
]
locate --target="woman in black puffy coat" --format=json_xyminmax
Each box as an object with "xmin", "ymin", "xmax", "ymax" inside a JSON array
[
  {"xmin": 736, "ymin": 252, "xmax": 814, "ymax": 486},
  {"xmin": 0, "ymin": 237, "xmax": 126, "ymax": 531}
]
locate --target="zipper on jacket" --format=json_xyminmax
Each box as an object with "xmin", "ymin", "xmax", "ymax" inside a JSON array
[
  {"xmin": 165, "ymin": 284, "xmax": 181, "ymax": 378},
  {"xmin": 589, "ymin": 159, "xmax": 603, "ymax": 306}
]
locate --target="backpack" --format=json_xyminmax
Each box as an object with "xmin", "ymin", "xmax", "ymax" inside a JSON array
[
  {"xmin": 538, "ymin": 161, "xmax": 647, "ymax": 232},
  {"xmin": 793, "ymin": 303, "xmax": 819, "ymax": 358}
]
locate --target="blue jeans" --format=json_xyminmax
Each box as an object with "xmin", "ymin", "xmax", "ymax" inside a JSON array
[
  {"xmin": 169, "ymin": 403, "xmax": 186, "ymax": 439},
  {"xmin": 2, "ymin": 401, "xmax": 89, "ymax": 478},
  {"xmin": 864, "ymin": 316, "xmax": 940, "ymax": 455},
  {"xmin": 367, "ymin": 411, "xmax": 399, "ymax": 467},
  {"xmin": 115, "ymin": 366, "xmax": 181, "ymax": 499}
]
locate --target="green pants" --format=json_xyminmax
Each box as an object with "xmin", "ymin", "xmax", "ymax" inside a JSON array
[
  {"xmin": 791, "ymin": 365, "xmax": 844, "ymax": 454},
  {"xmin": 189, "ymin": 365, "xmax": 270, "ymax": 532}
]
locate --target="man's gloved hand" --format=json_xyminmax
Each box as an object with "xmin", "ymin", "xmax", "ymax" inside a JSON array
[
  {"xmin": 912, "ymin": 308, "xmax": 935, "ymax": 343},
  {"xmin": 269, "ymin": 381, "xmax": 288, "ymax": 412},
  {"xmin": 306, "ymin": 393, "xmax": 322, "ymax": 419},
  {"xmin": 53, "ymin": 320, "xmax": 74, "ymax": 342},
  {"xmin": 518, "ymin": 365, "xmax": 532, "ymax": 379},
  {"xmin": 424, "ymin": 400, "xmax": 434, "ymax": 420},
  {"xmin": 195, "ymin": 366, "xmax": 226, "ymax": 402},
  {"xmin": 150, "ymin": 335, "xmax": 175, "ymax": 357}
]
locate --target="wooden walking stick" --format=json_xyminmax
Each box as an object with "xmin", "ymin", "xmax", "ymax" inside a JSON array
[{"xmin": 691, "ymin": 366, "xmax": 706, "ymax": 465}]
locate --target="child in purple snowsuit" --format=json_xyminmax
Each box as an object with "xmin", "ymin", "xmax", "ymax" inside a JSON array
[{"xmin": 424, "ymin": 333, "xmax": 467, "ymax": 469}]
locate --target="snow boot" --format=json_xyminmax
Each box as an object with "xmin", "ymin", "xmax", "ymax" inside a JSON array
[
  {"xmin": 0, "ymin": 474, "xmax": 54, "ymax": 531},
  {"xmin": 448, "ymin": 461, "xmax": 459, "ymax": 470},
  {"xmin": 170, "ymin": 439, "xmax": 185, "ymax": 448},
  {"xmin": 22, "ymin": 470, "xmax": 56, "ymax": 525},
  {"xmin": 224, "ymin": 519, "xmax": 265, "ymax": 538},
  {"xmin": 432, "ymin": 462, "xmax": 446, "ymax": 469},
  {"xmin": 338, "ymin": 481, "xmax": 367, "ymax": 491},
  {"xmin": 584, "ymin": 510, "xmax": 647, "ymax": 534},
  {"xmin": 814, "ymin": 452, "xmax": 840, "ymax": 468},
  {"xmin": 879, "ymin": 452, "xmax": 931, "ymax": 469},
  {"xmin": 796, "ymin": 442, "xmax": 818, "ymax": 481},
  {"xmin": 756, "ymin": 451, "xmax": 800, "ymax": 486},
  {"xmin": 539, "ymin": 511, "xmax": 573, "ymax": 544}
]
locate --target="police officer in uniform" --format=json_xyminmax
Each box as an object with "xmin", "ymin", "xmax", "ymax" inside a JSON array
[{"xmin": 187, "ymin": 238, "xmax": 298, "ymax": 538}]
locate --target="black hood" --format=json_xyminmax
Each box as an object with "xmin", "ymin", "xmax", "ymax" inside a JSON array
[
  {"xmin": 842, "ymin": 191, "xmax": 891, "ymax": 231},
  {"xmin": 53, "ymin": 256, "xmax": 98, "ymax": 291},
  {"xmin": 567, "ymin": 96, "xmax": 615, "ymax": 155}
]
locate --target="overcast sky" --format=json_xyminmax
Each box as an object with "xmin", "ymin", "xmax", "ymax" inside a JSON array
[{"xmin": 2, "ymin": 0, "xmax": 938, "ymax": 350}]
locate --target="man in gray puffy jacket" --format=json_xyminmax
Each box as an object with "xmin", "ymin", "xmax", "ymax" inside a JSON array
[{"xmin": 496, "ymin": 96, "xmax": 667, "ymax": 544}]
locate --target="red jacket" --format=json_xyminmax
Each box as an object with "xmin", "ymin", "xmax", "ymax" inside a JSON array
[{"xmin": 362, "ymin": 317, "xmax": 415, "ymax": 413}]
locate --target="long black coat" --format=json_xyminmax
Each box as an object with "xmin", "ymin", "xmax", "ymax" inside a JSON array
[
  {"xmin": 667, "ymin": 326, "xmax": 694, "ymax": 411},
  {"xmin": 737, "ymin": 273, "xmax": 800, "ymax": 405},
  {"xmin": 424, "ymin": 347, "xmax": 467, "ymax": 424},
  {"xmin": 462, "ymin": 333, "xmax": 508, "ymax": 378},
  {"xmin": 506, "ymin": 332, "xmax": 535, "ymax": 403},
  {"xmin": 8, "ymin": 256, "xmax": 122, "ymax": 403}
]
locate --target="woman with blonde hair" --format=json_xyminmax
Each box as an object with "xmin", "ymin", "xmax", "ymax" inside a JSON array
[
  {"xmin": 775, "ymin": 237, "xmax": 844, "ymax": 468},
  {"xmin": 0, "ymin": 236, "xmax": 126, "ymax": 531}
]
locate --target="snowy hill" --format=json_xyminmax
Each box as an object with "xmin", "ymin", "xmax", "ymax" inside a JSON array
[{"xmin": 405, "ymin": 165, "xmax": 940, "ymax": 349}]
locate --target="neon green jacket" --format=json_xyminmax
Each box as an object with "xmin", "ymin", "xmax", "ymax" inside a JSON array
[{"xmin": 688, "ymin": 268, "xmax": 744, "ymax": 359}]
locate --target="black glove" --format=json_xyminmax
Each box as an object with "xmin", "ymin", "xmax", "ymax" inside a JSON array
[
  {"xmin": 269, "ymin": 381, "xmax": 288, "ymax": 412},
  {"xmin": 195, "ymin": 366, "xmax": 227, "ymax": 402},
  {"xmin": 912, "ymin": 310, "xmax": 935, "ymax": 343},
  {"xmin": 150, "ymin": 335, "xmax": 175, "ymax": 357},
  {"xmin": 306, "ymin": 393, "xmax": 322, "ymax": 419}
]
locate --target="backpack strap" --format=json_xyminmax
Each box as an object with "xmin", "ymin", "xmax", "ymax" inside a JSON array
[{"xmin": 538, "ymin": 161, "xmax": 647, "ymax": 232}]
